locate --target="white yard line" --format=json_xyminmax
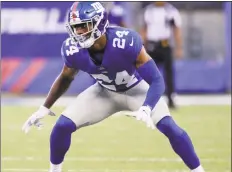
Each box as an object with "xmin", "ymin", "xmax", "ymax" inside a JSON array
[
  {"xmin": 0, "ymin": 169, "xmax": 190, "ymax": 172},
  {"xmin": 2, "ymin": 156, "xmax": 230, "ymax": 163},
  {"xmin": 1, "ymin": 169, "xmax": 231, "ymax": 172}
]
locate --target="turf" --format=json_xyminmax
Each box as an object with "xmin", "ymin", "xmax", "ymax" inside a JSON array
[{"xmin": 1, "ymin": 105, "xmax": 231, "ymax": 172}]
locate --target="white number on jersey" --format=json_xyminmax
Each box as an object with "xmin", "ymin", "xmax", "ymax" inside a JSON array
[
  {"xmin": 65, "ymin": 38, "xmax": 79, "ymax": 56},
  {"xmin": 113, "ymin": 31, "xmax": 129, "ymax": 49},
  {"xmin": 115, "ymin": 70, "xmax": 138, "ymax": 88},
  {"xmin": 92, "ymin": 70, "xmax": 138, "ymax": 91}
]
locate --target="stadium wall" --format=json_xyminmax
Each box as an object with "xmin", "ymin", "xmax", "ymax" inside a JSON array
[
  {"xmin": 1, "ymin": 2, "xmax": 230, "ymax": 94},
  {"xmin": 1, "ymin": 58, "xmax": 228, "ymax": 94}
]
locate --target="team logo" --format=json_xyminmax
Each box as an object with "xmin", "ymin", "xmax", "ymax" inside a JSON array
[
  {"xmin": 91, "ymin": 2, "xmax": 104, "ymax": 13},
  {"xmin": 70, "ymin": 11, "xmax": 80, "ymax": 23},
  {"xmin": 70, "ymin": 11, "xmax": 79, "ymax": 19}
]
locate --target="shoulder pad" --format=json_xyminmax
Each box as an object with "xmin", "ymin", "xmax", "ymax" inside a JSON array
[{"xmin": 61, "ymin": 38, "xmax": 80, "ymax": 58}]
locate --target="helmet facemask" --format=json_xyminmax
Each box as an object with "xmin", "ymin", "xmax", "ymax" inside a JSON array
[{"xmin": 66, "ymin": 12, "xmax": 108, "ymax": 49}]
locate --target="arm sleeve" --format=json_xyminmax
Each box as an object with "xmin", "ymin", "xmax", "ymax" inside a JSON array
[{"xmin": 137, "ymin": 59, "xmax": 165, "ymax": 109}]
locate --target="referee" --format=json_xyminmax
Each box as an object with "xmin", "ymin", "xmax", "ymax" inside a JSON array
[{"xmin": 141, "ymin": 1, "xmax": 183, "ymax": 109}]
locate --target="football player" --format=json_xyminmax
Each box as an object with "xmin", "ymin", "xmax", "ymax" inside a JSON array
[{"xmin": 22, "ymin": 2, "xmax": 205, "ymax": 172}]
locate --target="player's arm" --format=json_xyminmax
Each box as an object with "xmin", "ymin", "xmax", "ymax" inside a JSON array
[
  {"xmin": 43, "ymin": 64, "xmax": 78, "ymax": 109},
  {"xmin": 43, "ymin": 38, "xmax": 80, "ymax": 108},
  {"xmin": 140, "ymin": 7, "xmax": 149, "ymax": 46},
  {"xmin": 171, "ymin": 8, "xmax": 183, "ymax": 59},
  {"xmin": 22, "ymin": 38, "xmax": 79, "ymax": 133},
  {"xmin": 22, "ymin": 64, "xmax": 78, "ymax": 133},
  {"xmin": 135, "ymin": 46, "xmax": 165, "ymax": 110}
]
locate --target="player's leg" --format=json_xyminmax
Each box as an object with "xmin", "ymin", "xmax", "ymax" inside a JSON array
[
  {"xmin": 49, "ymin": 83, "xmax": 119, "ymax": 172},
  {"xmin": 126, "ymin": 80, "xmax": 204, "ymax": 172},
  {"xmin": 49, "ymin": 115, "xmax": 76, "ymax": 172},
  {"xmin": 163, "ymin": 46, "xmax": 175, "ymax": 108}
]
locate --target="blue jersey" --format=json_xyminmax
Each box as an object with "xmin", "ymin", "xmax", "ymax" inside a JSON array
[{"xmin": 61, "ymin": 27, "xmax": 143, "ymax": 92}]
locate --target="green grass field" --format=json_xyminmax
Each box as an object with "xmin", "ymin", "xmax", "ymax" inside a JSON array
[{"xmin": 1, "ymin": 105, "xmax": 231, "ymax": 172}]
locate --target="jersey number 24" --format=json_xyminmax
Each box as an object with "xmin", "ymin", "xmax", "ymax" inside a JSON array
[{"xmin": 113, "ymin": 31, "xmax": 129, "ymax": 49}]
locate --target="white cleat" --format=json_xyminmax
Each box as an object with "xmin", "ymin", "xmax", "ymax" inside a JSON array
[
  {"xmin": 191, "ymin": 165, "xmax": 205, "ymax": 172},
  {"xmin": 49, "ymin": 162, "xmax": 62, "ymax": 172}
]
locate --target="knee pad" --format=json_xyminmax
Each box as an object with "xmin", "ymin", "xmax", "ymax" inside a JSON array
[
  {"xmin": 54, "ymin": 115, "xmax": 77, "ymax": 133},
  {"xmin": 156, "ymin": 116, "xmax": 185, "ymax": 139}
]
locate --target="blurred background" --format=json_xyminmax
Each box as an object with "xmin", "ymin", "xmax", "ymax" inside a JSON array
[
  {"xmin": 1, "ymin": 1, "xmax": 231, "ymax": 95},
  {"xmin": 1, "ymin": 2, "xmax": 231, "ymax": 172}
]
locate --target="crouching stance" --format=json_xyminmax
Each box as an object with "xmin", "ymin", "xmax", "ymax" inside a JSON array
[{"xmin": 22, "ymin": 2, "xmax": 205, "ymax": 172}]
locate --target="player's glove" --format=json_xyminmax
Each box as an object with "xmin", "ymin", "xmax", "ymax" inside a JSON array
[
  {"xmin": 126, "ymin": 106, "xmax": 155, "ymax": 129},
  {"xmin": 22, "ymin": 105, "xmax": 55, "ymax": 134},
  {"xmin": 136, "ymin": 106, "xmax": 155, "ymax": 129}
]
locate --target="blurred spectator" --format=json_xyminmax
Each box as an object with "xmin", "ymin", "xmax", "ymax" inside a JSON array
[
  {"xmin": 107, "ymin": 2, "xmax": 126, "ymax": 27},
  {"xmin": 141, "ymin": 1, "xmax": 183, "ymax": 109}
]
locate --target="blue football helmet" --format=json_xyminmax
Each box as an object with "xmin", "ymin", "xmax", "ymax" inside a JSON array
[{"xmin": 66, "ymin": 2, "xmax": 109, "ymax": 49}]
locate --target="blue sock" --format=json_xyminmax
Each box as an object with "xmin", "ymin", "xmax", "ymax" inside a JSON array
[
  {"xmin": 50, "ymin": 115, "xmax": 77, "ymax": 164},
  {"xmin": 156, "ymin": 116, "xmax": 200, "ymax": 170}
]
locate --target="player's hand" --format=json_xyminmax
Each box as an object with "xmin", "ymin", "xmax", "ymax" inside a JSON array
[
  {"xmin": 136, "ymin": 106, "xmax": 155, "ymax": 129},
  {"xmin": 127, "ymin": 106, "xmax": 155, "ymax": 129},
  {"xmin": 22, "ymin": 106, "xmax": 55, "ymax": 134}
]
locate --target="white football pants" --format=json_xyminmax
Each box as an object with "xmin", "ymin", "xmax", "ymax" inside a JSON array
[{"xmin": 62, "ymin": 80, "xmax": 170, "ymax": 129}]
